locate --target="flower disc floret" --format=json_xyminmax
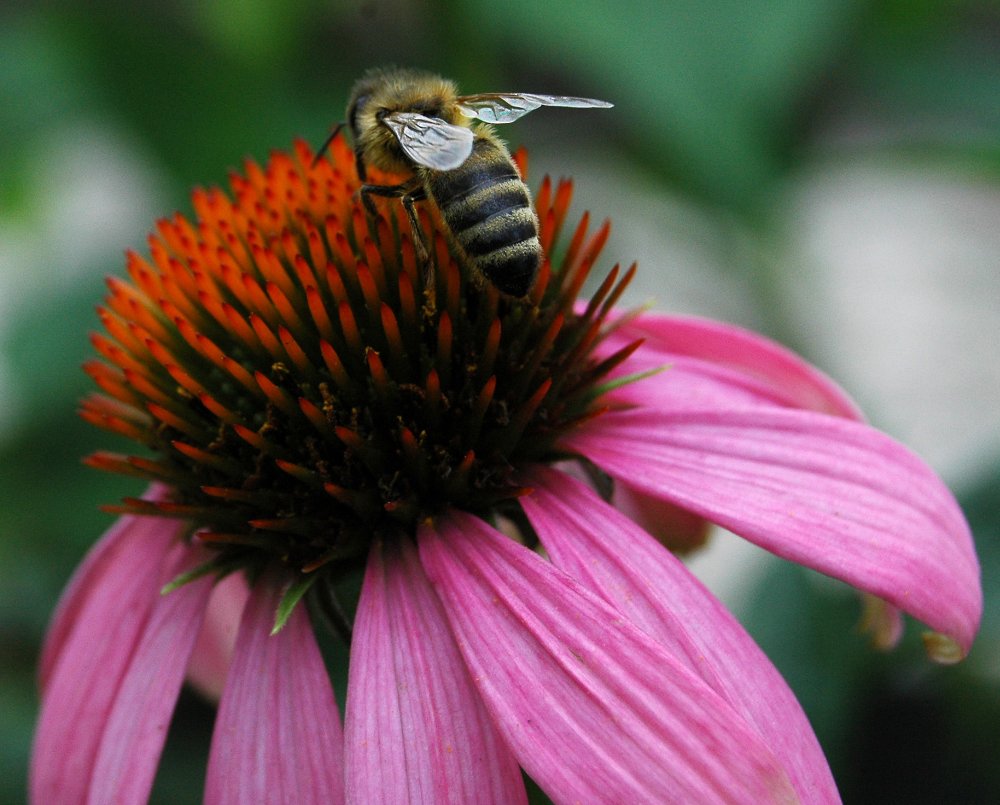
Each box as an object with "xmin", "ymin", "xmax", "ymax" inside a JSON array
[{"xmin": 83, "ymin": 136, "xmax": 635, "ymax": 580}]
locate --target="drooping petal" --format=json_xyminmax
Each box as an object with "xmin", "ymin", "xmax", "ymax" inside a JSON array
[
  {"xmin": 609, "ymin": 315, "xmax": 915, "ymax": 650},
  {"xmin": 418, "ymin": 511, "xmax": 798, "ymax": 804},
  {"xmin": 204, "ymin": 576, "xmax": 344, "ymax": 805},
  {"xmin": 605, "ymin": 313, "xmax": 863, "ymax": 418},
  {"xmin": 30, "ymin": 511, "xmax": 182, "ymax": 804},
  {"xmin": 344, "ymin": 538, "xmax": 525, "ymax": 805},
  {"xmin": 599, "ymin": 314, "xmax": 865, "ymax": 558},
  {"xmin": 563, "ymin": 407, "xmax": 982, "ymax": 655},
  {"xmin": 611, "ymin": 480, "xmax": 711, "ymax": 553},
  {"xmin": 186, "ymin": 570, "xmax": 250, "ymax": 702},
  {"xmin": 87, "ymin": 545, "xmax": 215, "ymax": 805},
  {"xmin": 520, "ymin": 465, "xmax": 840, "ymax": 804},
  {"xmin": 39, "ymin": 483, "xmax": 171, "ymax": 690}
]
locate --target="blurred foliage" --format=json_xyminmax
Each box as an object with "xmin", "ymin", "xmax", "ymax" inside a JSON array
[{"xmin": 2, "ymin": 1, "xmax": 998, "ymax": 802}]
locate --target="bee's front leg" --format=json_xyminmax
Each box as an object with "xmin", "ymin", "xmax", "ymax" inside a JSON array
[
  {"xmin": 399, "ymin": 190, "xmax": 429, "ymax": 270},
  {"xmin": 357, "ymin": 181, "xmax": 407, "ymax": 219},
  {"xmin": 358, "ymin": 181, "xmax": 430, "ymax": 270}
]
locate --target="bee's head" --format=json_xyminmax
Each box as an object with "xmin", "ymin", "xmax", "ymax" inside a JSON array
[{"xmin": 346, "ymin": 67, "xmax": 460, "ymax": 175}]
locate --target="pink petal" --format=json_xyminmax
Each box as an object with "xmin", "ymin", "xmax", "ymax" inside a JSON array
[
  {"xmin": 39, "ymin": 483, "xmax": 171, "ymax": 690},
  {"xmin": 611, "ymin": 480, "xmax": 711, "ymax": 553},
  {"xmin": 344, "ymin": 538, "xmax": 525, "ymax": 804},
  {"xmin": 31, "ymin": 510, "xmax": 182, "ymax": 804},
  {"xmin": 607, "ymin": 313, "xmax": 863, "ymax": 418},
  {"xmin": 600, "ymin": 314, "xmax": 866, "ymax": 572},
  {"xmin": 418, "ymin": 511, "xmax": 798, "ymax": 804},
  {"xmin": 204, "ymin": 576, "xmax": 344, "ymax": 804},
  {"xmin": 520, "ymin": 465, "xmax": 840, "ymax": 803},
  {"xmin": 563, "ymin": 407, "xmax": 982, "ymax": 655},
  {"xmin": 607, "ymin": 315, "xmax": 910, "ymax": 650},
  {"xmin": 88, "ymin": 545, "xmax": 216, "ymax": 804},
  {"xmin": 186, "ymin": 570, "xmax": 250, "ymax": 702}
]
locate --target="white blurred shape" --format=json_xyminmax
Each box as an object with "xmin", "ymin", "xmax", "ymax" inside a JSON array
[
  {"xmin": 785, "ymin": 164, "xmax": 1000, "ymax": 485},
  {"xmin": 0, "ymin": 120, "xmax": 167, "ymax": 431},
  {"xmin": 528, "ymin": 144, "xmax": 766, "ymax": 325}
]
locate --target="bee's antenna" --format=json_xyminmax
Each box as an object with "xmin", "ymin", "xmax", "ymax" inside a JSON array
[{"xmin": 312, "ymin": 122, "xmax": 346, "ymax": 167}]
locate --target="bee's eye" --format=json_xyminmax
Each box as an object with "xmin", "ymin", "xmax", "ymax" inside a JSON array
[{"xmin": 349, "ymin": 94, "xmax": 370, "ymax": 135}]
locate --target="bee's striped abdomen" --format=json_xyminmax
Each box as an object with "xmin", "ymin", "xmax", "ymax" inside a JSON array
[{"xmin": 426, "ymin": 138, "xmax": 540, "ymax": 297}]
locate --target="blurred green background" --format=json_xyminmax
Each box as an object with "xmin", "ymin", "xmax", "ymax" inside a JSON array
[{"xmin": 2, "ymin": 1, "xmax": 999, "ymax": 802}]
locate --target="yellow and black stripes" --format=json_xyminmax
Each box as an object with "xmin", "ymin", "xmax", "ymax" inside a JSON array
[{"xmin": 426, "ymin": 137, "xmax": 541, "ymax": 296}]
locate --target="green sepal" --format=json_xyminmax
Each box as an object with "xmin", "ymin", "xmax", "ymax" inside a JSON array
[
  {"xmin": 160, "ymin": 559, "xmax": 219, "ymax": 595},
  {"xmin": 271, "ymin": 573, "xmax": 320, "ymax": 635},
  {"xmin": 590, "ymin": 364, "xmax": 668, "ymax": 398}
]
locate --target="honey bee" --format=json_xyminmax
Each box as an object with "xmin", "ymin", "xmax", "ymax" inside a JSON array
[{"xmin": 329, "ymin": 67, "xmax": 613, "ymax": 298}]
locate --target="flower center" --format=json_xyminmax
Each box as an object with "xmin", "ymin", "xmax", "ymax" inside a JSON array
[{"xmin": 83, "ymin": 136, "xmax": 637, "ymax": 583}]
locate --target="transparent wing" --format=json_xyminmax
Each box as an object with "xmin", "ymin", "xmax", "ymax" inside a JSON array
[
  {"xmin": 456, "ymin": 92, "xmax": 613, "ymax": 124},
  {"xmin": 383, "ymin": 112, "xmax": 475, "ymax": 170}
]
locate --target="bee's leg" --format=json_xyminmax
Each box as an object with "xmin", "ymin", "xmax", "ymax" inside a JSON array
[
  {"xmin": 359, "ymin": 182, "xmax": 430, "ymax": 258},
  {"xmin": 358, "ymin": 182, "xmax": 433, "ymax": 293},
  {"xmin": 400, "ymin": 189, "xmax": 436, "ymax": 310},
  {"xmin": 399, "ymin": 189, "xmax": 430, "ymax": 270},
  {"xmin": 358, "ymin": 182, "xmax": 409, "ymax": 219}
]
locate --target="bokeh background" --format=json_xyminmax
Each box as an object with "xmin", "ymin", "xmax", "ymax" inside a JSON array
[{"xmin": 2, "ymin": 1, "xmax": 999, "ymax": 802}]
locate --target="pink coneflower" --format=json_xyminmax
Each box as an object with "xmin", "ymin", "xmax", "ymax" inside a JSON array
[{"xmin": 32, "ymin": 134, "xmax": 980, "ymax": 804}]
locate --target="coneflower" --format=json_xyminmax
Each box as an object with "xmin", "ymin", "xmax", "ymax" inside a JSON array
[{"xmin": 32, "ymin": 133, "xmax": 980, "ymax": 804}]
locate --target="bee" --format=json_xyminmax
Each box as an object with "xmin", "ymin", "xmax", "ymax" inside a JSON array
[{"xmin": 328, "ymin": 67, "xmax": 612, "ymax": 298}]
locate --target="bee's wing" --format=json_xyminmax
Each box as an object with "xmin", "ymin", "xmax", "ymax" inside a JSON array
[
  {"xmin": 456, "ymin": 93, "xmax": 613, "ymax": 124},
  {"xmin": 383, "ymin": 112, "xmax": 474, "ymax": 170}
]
